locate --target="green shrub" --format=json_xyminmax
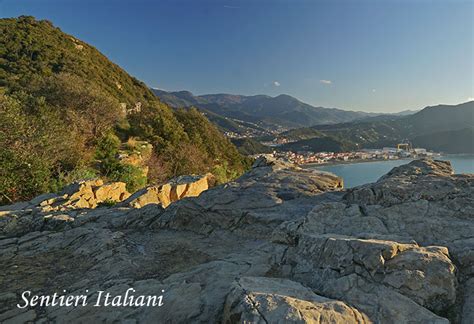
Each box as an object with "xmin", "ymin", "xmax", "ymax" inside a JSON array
[
  {"xmin": 49, "ymin": 167, "xmax": 98, "ymax": 193},
  {"xmin": 64, "ymin": 167, "xmax": 98, "ymax": 182},
  {"xmin": 0, "ymin": 149, "xmax": 52, "ymax": 204},
  {"xmin": 0, "ymin": 93, "xmax": 79, "ymax": 203},
  {"xmin": 95, "ymin": 132, "xmax": 121, "ymax": 175},
  {"xmin": 212, "ymin": 161, "xmax": 241, "ymax": 185},
  {"xmin": 97, "ymin": 199, "xmax": 118, "ymax": 207},
  {"xmin": 109, "ymin": 164, "xmax": 147, "ymax": 193},
  {"xmin": 96, "ymin": 133, "xmax": 147, "ymax": 192}
]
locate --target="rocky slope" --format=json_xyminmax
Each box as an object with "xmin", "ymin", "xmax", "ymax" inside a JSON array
[{"xmin": 0, "ymin": 159, "xmax": 472, "ymax": 323}]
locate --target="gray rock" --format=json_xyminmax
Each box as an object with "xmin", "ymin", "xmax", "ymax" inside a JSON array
[
  {"xmin": 287, "ymin": 234, "xmax": 456, "ymax": 317},
  {"xmin": 462, "ymin": 278, "xmax": 474, "ymax": 324},
  {"xmin": 223, "ymin": 277, "xmax": 370, "ymax": 323},
  {"xmin": 0, "ymin": 158, "xmax": 472, "ymax": 323}
]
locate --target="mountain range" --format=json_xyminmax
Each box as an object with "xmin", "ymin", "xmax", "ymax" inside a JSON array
[
  {"xmin": 153, "ymin": 89, "xmax": 473, "ymax": 154},
  {"xmin": 280, "ymin": 101, "xmax": 474, "ymax": 154},
  {"xmin": 152, "ymin": 89, "xmax": 379, "ymax": 132}
]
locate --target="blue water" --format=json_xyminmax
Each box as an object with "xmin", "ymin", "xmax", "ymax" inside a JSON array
[{"xmin": 310, "ymin": 155, "xmax": 474, "ymax": 188}]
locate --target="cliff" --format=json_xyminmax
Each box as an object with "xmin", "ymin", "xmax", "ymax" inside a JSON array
[{"xmin": 0, "ymin": 159, "xmax": 472, "ymax": 323}]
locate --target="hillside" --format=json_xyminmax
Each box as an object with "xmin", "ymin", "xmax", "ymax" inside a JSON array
[
  {"xmin": 152, "ymin": 89, "xmax": 377, "ymax": 131},
  {"xmin": 0, "ymin": 16, "xmax": 249, "ymax": 204},
  {"xmin": 1, "ymin": 17, "xmax": 158, "ymax": 108},
  {"xmin": 401, "ymin": 102, "xmax": 474, "ymax": 136},
  {"xmin": 281, "ymin": 136, "xmax": 354, "ymax": 153},
  {"xmin": 230, "ymin": 138, "xmax": 273, "ymax": 155},
  {"xmin": 411, "ymin": 128, "xmax": 474, "ymax": 153},
  {"xmin": 281, "ymin": 101, "xmax": 474, "ymax": 153}
]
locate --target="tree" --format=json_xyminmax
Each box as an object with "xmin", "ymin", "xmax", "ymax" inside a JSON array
[
  {"xmin": 127, "ymin": 101, "xmax": 187, "ymax": 151},
  {"xmin": 0, "ymin": 93, "xmax": 79, "ymax": 203},
  {"xmin": 33, "ymin": 73, "xmax": 124, "ymax": 145}
]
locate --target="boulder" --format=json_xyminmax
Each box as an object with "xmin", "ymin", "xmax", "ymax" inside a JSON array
[
  {"xmin": 6, "ymin": 179, "xmax": 132, "ymax": 212},
  {"xmin": 344, "ymin": 159, "xmax": 463, "ymax": 207},
  {"xmin": 61, "ymin": 179, "xmax": 104, "ymax": 198},
  {"xmin": 57, "ymin": 180, "xmax": 129, "ymax": 209},
  {"xmin": 122, "ymin": 173, "xmax": 214, "ymax": 208},
  {"xmin": 169, "ymin": 173, "xmax": 213, "ymax": 201},
  {"xmin": 122, "ymin": 183, "xmax": 173, "ymax": 208},
  {"xmin": 94, "ymin": 182, "xmax": 130, "ymax": 202},
  {"xmin": 287, "ymin": 234, "xmax": 457, "ymax": 316}
]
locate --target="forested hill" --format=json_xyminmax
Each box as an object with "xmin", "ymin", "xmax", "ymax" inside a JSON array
[
  {"xmin": 280, "ymin": 101, "xmax": 474, "ymax": 153},
  {"xmin": 0, "ymin": 16, "xmax": 249, "ymax": 205},
  {"xmin": 0, "ymin": 17, "xmax": 156, "ymax": 107}
]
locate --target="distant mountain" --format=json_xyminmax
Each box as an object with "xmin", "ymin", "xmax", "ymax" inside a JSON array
[
  {"xmin": 412, "ymin": 128, "xmax": 473, "ymax": 153},
  {"xmin": 152, "ymin": 89, "xmax": 378, "ymax": 131},
  {"xmin": 402, "ymin": 102, "xmax": 473, "ymax": 136},
  {"xmin": 281, "ymin": 101, "xmax": 474, "ymax": 154},
  {"xmin": 393, "ymin": 109, "xmax": 420, "ymax": 116},
  {"xmin": 193, "ymin": 107, "xmax": 270, "ymax": 137},
  {"xmin": 152, "ymin": 89, "xmax": 207, "ymax": 107}
]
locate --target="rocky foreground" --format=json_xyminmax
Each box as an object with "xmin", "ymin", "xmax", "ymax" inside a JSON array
[{"xmin": 0, "ymin": 158, "xmax": 473, "ymax": 323}]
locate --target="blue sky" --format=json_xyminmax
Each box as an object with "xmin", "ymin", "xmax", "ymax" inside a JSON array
[{"xmin": 1, "ymin": 0, "xmax": 473, "ymax": 112}]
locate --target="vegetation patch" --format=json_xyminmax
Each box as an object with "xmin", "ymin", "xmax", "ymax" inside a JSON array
[{"xmin": 0, "ymin": 16, "xmax": 250, "ymax": 205}]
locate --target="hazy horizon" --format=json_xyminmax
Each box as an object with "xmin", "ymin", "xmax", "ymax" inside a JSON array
[{"xmin": 2, "ymin": 0, "xmax": 473, "ymax": 113}]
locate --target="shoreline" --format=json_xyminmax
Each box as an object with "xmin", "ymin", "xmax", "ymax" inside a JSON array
[
  {"xmin": 301, "ymin": 157, "xmax": 414, "ymax": 169},
  {"xmin": 300, "ymin": 153, "xmax": 474, "ymax": 170}
]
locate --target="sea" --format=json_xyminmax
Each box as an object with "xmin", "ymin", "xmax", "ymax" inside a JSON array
[{"xmin": 309, "ymin": 155, "xmax": 474, "ymax": 188}]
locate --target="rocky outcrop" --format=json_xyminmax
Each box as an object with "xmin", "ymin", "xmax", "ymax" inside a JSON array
[
  {"xmin": 284, "ymin": 234, "xmax": 456, "ymax": 322},
  {"xmin": 0, "ymin": 158, "xmax": 472, "ymax": 323},
  {"xmin": 0, "ymin": 172, "xmax": 215, "ymax": 218},
  {"xmin": 121, "ymin": 173, "xmax": 215, "ymax": 208},
  {"xmin": 0, "ymin": 179, "xmax": 131, "ymax": 214},
  {"xmin": 223, "ymin": 277, "xmax": 370, "ymax": 323}
]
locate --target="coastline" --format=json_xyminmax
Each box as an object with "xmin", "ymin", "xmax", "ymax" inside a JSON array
[
  {"xmin": 301, "ymin": 157, "xmax": 414, "ymax": 169},
  {"xmin": 300, "ymin": 154, "xmax": 474, "ymax": 177}
]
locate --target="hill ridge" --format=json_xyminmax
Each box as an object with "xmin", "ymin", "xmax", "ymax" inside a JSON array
[{"xmin": 152, "ymin": 88, "xmax": 378, "ymax": 132}]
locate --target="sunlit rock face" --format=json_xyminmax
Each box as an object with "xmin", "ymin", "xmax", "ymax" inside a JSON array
[
  {"xmin": 121, "ymin": 173, "xmax": 215, "ymax": 209},
  {"xmin": 1, "ymin": 158, "xmax": 472, "ymax": 323}
]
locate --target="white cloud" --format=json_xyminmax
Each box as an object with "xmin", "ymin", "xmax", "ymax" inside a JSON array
[
  {"xmin": 273, "ymin": 81, "xmax": 281, "ymax": 87},
  {"xmin": 372, "ymin": 89, "xmax": 376, "ymax": 93},
  {"xmin": 320, "ymin": 80, "xmax": 332, "ymax": 85}
]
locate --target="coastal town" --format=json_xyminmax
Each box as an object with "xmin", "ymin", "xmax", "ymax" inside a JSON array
[{"xmin": 256, "ymin": 145, "xmax": 439, "ymax": 166}]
